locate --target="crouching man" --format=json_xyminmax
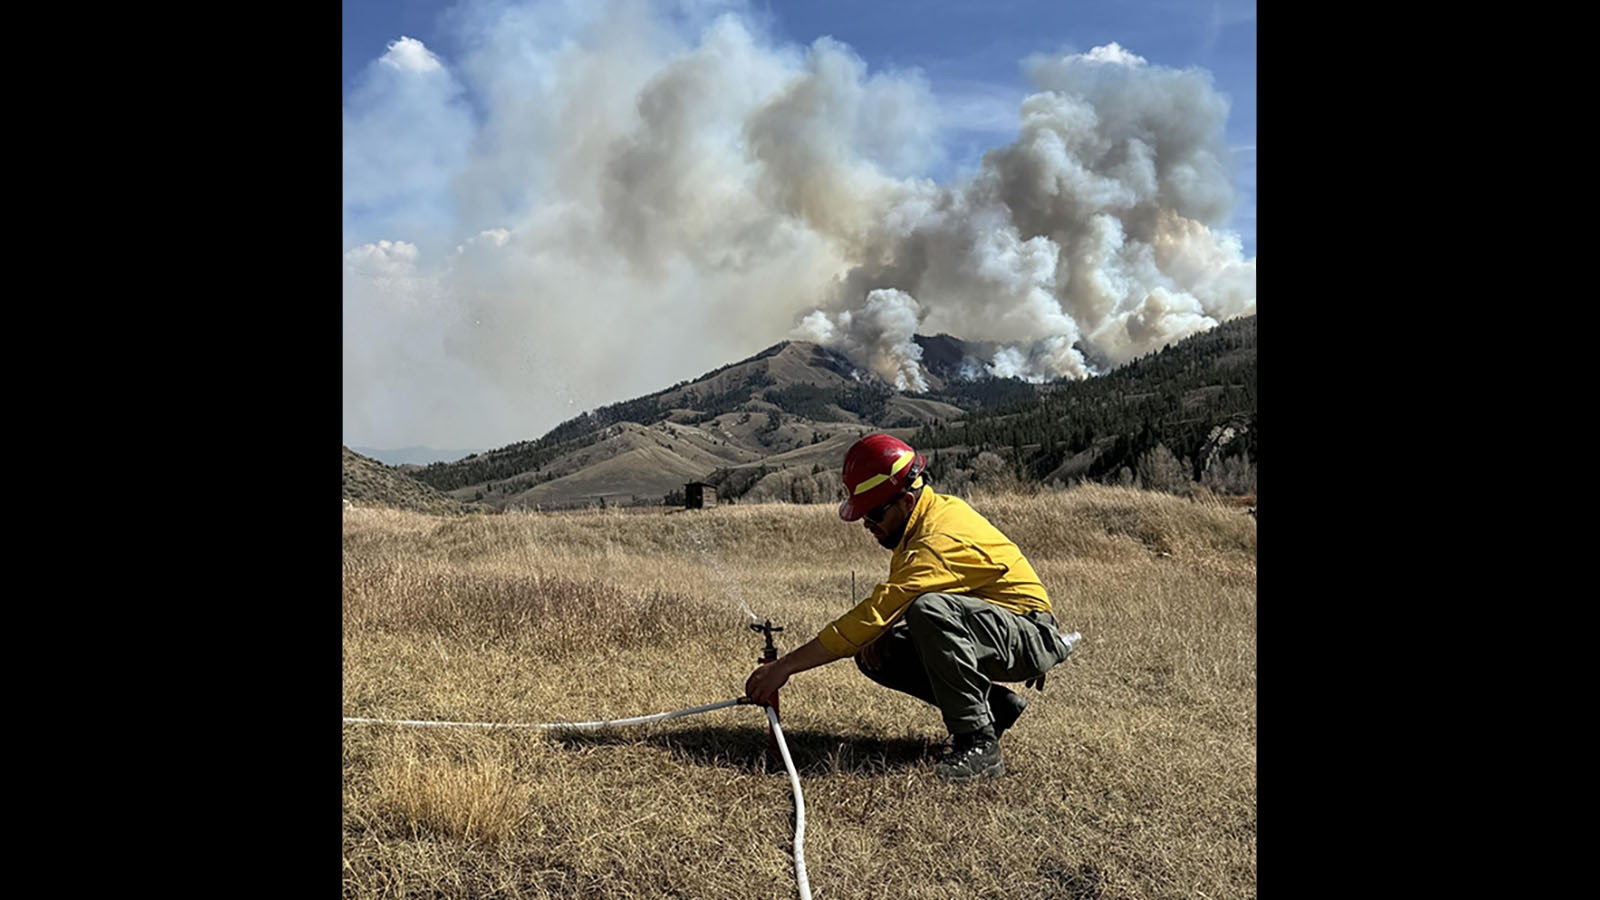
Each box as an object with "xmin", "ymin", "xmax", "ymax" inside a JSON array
[{"xmin": 745, "ymin": 434, "xmax": 1074, "ymax": 782}]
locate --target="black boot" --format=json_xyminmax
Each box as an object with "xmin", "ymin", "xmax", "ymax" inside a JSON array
[{"xmin": 935, "ymin": 725, "xmax": 1004, "ymax": 783}]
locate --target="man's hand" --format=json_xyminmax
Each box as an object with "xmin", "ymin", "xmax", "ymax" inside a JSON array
[
  {"xmin": 745, "ymin": 660, "xmax": 789, "ymax": 706},
  {"xmin": 742, "ymin": 637, "xmax": 840, "ymax": 706}
]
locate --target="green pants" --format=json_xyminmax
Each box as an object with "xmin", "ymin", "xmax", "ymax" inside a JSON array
[{"xmin": 855, "ymin": 592, "xmax": 1072, "ymax": 735}]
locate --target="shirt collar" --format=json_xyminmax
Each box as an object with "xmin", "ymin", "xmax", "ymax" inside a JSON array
[{"xmin": 896, "ymin": 487, "xmax": 933, "ymax": 553}]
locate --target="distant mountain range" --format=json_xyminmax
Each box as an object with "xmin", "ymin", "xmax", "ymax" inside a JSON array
[
  {"xmin": 341, "ymin": 317, "xmax": 1255, "ymax": 514},
  {"xmin": 350, "ymin": 446, "xmax": 489, "ymax": 467}
]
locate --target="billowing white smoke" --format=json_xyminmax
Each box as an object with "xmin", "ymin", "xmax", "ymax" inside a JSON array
[
  {"xmin": 343, "ymin": 1, "xmax": 1254, "ymax": 449},
  {"xmin": 796, "ymin": 289, "xmax": 928, "ymax": 391},
  {"xmin": 797, "ymin": 40, "xmax": 1254, "ymax": 382}
]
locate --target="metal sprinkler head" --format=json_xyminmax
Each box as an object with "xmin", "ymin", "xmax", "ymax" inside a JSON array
[
  {"xmin": 750, "ymin": 619, "xmax": 783, "ymax": 662},
  {"xmin": 748, "ymin": 618, "xmax": 786, "ymax": 774}
]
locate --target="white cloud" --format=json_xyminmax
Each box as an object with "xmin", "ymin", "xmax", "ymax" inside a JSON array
[
  {"xmin": 380, "ymin": 36, "xmax": 444, "ymax": 73},
  {"xmin": 1082, "ymin": 43, "xmax": 1147, "ymax": 66}
]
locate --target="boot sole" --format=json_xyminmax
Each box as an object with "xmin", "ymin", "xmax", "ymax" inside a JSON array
[{"xmin": 936, "ymin": 759, "xmax": 1006, "ymax": 783}]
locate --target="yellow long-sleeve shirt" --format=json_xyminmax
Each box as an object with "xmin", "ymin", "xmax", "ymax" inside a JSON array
[{"xmin": 815, "ymin": 488, "xmax": 1051, "ymax": 657}]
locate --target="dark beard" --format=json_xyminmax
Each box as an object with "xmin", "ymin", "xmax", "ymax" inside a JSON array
[{"xmin": 876, "ymin": 523, "xmax": 907, "ymax": 550}]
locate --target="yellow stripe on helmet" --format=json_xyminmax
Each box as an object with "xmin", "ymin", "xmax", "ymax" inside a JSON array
[{"xmin": 852, "ymin": 449, "xmax": 915, "ymax": 495}]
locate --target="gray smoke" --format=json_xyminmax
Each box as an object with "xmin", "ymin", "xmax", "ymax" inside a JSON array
[
  {"xmin": 795, "ymin": 41, "xmax": 1254, "ymax": 382},
  {"xmin": 343, "ymin": 1, "xmax": 1254, "ymax": 449}
]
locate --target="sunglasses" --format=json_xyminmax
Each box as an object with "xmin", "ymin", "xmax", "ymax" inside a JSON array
[{"xmin": 863, "ymin": 492, "xmax": 905, "ymax": 525}]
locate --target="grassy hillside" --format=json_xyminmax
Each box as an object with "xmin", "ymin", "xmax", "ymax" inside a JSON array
[
  {"xmin": 343, "ymin": 446, "xmax": 478, "ymax": 516},
  {"xmin": 399, "ymin": 316, "xmax": 1255, "ymax": 512},
  {"xmin": 342, "ymin": 485, "xmax": 1257, "ymax": 898}
]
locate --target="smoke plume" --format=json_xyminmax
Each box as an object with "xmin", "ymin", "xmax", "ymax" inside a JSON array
[{"xmin": 343, "ymin": 0, "xmax": 1255, "ymax": 450}]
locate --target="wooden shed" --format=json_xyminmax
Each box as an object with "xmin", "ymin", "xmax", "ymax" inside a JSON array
[{"xmin": 685, "ymin": 482, "xmax": 717, "ymax": 509}]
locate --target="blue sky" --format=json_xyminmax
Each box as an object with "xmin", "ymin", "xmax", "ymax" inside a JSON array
[
  {"xmin": 343, "ymin": 0, "xmax": 1255, "ymax": 247},
  {"xmin": 343, "ymin": 0, "xmax": 1256, "ymax": 453}
]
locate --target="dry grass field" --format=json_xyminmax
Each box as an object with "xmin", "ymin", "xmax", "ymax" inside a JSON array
[{"xmin": 342, "ymin": 484, "xmax": 1257, "ymax": 898}]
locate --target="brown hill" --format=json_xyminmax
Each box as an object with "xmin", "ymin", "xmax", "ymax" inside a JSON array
[
  {"xmin": 400, "ymin": 317, "xmax": 1255, "ymax": 512},
  {"xmin": 486, "ymin": 421, "xmax": 759, "ymax": 510},
  {"xmin": 410, "ymin": 339, "xmax": 972, "ymax": 511},
  {"xmin": 342, "ymin": 446, "xmax": 477, "ymax": 515}
]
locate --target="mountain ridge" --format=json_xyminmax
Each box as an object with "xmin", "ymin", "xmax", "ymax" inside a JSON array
[
  {"xmin": 343, "ymin": 317, "xmax": 1256, "ymax": 514},
  {"xmin": 351, "ymin": 446, "xmax": 489, "ymax": 467}
]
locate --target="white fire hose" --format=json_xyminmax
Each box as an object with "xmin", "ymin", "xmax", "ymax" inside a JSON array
[
  {"xmin": 340, "ymin": 696, "xmax": 748, "ymax": 730},
  {"xmin": 343, "ymin": 697, "xmax": 812, "ymax": 898},
  {"xmin": 765, "ymin": 705, "xmax": 812, "ymax": 900}
]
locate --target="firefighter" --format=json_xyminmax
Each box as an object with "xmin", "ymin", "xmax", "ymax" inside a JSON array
[{"xmin": 744, "ymin": 433, "xmax": 1073, "ymax": 782}]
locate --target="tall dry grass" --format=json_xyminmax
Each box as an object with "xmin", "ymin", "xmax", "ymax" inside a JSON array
[{"xmin": 343, "ymin": 484, "xmax": 1256, "ymax": 898}]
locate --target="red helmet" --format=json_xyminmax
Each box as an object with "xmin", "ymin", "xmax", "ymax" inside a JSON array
[{"xmin": 838, "ymin": 434, "xmax": 926, "ymax": 521}]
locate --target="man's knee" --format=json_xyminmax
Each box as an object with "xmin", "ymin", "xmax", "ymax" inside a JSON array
[{"xmin": 904, "ymin": 592, "xmax": 956, "ymax": 627}]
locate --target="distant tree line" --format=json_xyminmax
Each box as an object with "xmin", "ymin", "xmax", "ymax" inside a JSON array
[
  {"xmin": 762, "ymin": 382, "xmax": 893, "ymax": 422},
  {"xmin": 914, "ymin": 376, "xmax": 1040, "ymax": 412},
  {"xmin": 912, "ymin": 315, "xmax": 1256, "ymax": 490}
]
